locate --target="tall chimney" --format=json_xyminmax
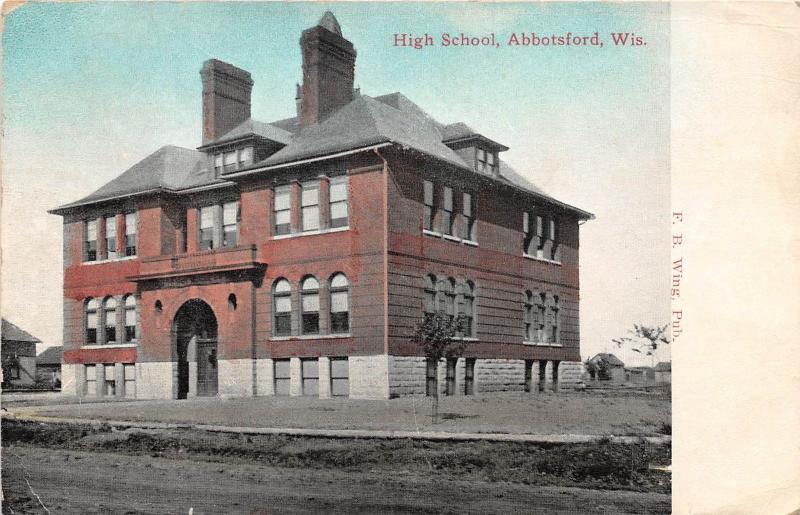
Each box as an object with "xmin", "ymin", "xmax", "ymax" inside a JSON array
[
  {"xmin": 300, "ymin": 12, "xmax": 356, "ymax": 127},
  {"xmin": 200, "ymin": 59, "xmax": 254, "ymax": 145}
]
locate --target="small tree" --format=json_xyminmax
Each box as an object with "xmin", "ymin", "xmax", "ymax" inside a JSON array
[
  {"xmin": 411, "ymin": 312, "xmax": 467, "ymax": 423},
  {"xmin": 612, "ymin": 324, "xmax": 670, "ymax": 368}
]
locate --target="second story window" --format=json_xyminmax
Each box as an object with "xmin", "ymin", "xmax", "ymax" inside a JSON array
[
  {"xmin": 329, "ymin": 273, "xmax": 350, "ymax": 334},
  {"xmin": 222, "ymin": 201, "xmax": 240, "ymax": 247},
  {"xmin": 85, "ymin": 220, "xmax": 98, "ymax": 262},
  {"xmin": 423, "ymin": 180, "xmax": 435, "ymax": 231},
  {"xmin": 463, "ymin": 192, "xmax": 476, "ymax": 242},
  {"xmin": 329, "ymin": 176, "xmax": 349, "ymax": 228},
  {"xmin": 199, "ymin": 206, "xmax": 215, "ymax": 250},
  {"xmin": 274, "ymin": 186, "xmax": 291, "ymax": 236},
  {"xmin": 86, "ymin": 298, "xmax": 99, "ymax": 344},
  {"xmin": 125, "ymin": 212, "xmax": 137, "ymax": 256},
  {"xmin": 442, "ymin": 186, "xmax": 454, "ymax": 236},
  {"xmin": 424, "ymin": 274, "xmax": 436, "ymax": 320},
  {"xmin": 124, "ymin": 295, "xmax": 137, "ymax": 342},
  {"xmin": 301, "ymin": 276, "xmax": 320, "ymax": 334},
  {"xmin": 104, "ymin": 297, "xmax": 117, "ymax": 344},
  {"xmin": 105, "ymin": 215, "xmax": 117, "ymax": 259},
  {"xmin": 524, "ymin": 291, "xmax": 534, "ymax": 341},
  {"xmin": 301, "ymin": 182, "xmax": 320, "ymax": 232}
]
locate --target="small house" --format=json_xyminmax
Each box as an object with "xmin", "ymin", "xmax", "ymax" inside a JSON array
[
  {"xmin": 587, "ymin": 353, "xmax": 626, "ymax": 382},
  {"xmin": 1, "ymin": 319, "xmax": 41, "ymax": 388},
  {"xmin": 36, "ymin": 346, "xmax": 63, "ymax": 389}
]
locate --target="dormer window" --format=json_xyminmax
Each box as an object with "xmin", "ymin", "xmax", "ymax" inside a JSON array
[
  {"xmin": 214, "ymin": 147, "xmax": 254, "ymax": 173},
  {"xmin": 476, "ymin": 148, "xmax": 497, "ymax": 175}
]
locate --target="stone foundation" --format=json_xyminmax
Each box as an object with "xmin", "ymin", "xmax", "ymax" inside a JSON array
[
  {"xmin": 135, "ymin": 361, "xmax": 175, "ymax": 399},
  {"xmin": 61, "ymin": 364, "xmax": 78, "ymax": 396},
  {"xmin": 349, "ymin": 355, "xmax": 390, "ymax": 399},
  {"xmin": 217, "ymin": 359, "xmax": 254, "ymax": 397}
]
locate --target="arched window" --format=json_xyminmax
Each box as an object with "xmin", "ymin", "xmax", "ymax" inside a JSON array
[
  {"xmin": 301, "ymin": 276, "xmax": 320, "ymax": 334},
  {"xmin": 273, "ymin": 279, "xmax": 292, "ymax": 337},
  {"xmin": 124, "ymin": 295, "xmax": 137, "ymax": 342},
  {"xmin": 461, "ymin": 281, "xmax": 475, "ymax": 337},
  {"xmin": 436, "ymin": 278, "xmax": 456, "ymax": 322},
  {"xmin": 549, "ymin": 295, "xmax": 560, "ymax": 343},
  {"xmin": 228, "ymin": 293, "xmax": 237, "ymax": 311},
  {"xmin": 104, "ymin": 297, "xmax": 117, "ymax": 344},
  {"xmin": 329, "ymin": 273, "xmax": 350, "ymax": 334},
  {"xmin": 423, "ymin": 274, "xmax": 436, "ymax": 319},
  {"xmin": 524, "ymin": 291, "xmax": 534, "ymax": 341},
  {"xmin": 86, "ymin": 298, "xmax": 99, "ymax": 344},
  {"xmin": 535, "ymin": 293, "xmax": 547, "ymax": 343}
]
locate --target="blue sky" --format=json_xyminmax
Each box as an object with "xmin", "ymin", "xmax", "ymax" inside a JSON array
[{"xmin": 2, "ymin": 2, "xmax": 670, "ymax": 365}]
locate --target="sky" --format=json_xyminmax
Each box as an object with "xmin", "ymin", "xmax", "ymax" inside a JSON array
[{"xmin": 2, "ymin": 2, "xmax": 670, "ymax": 366}]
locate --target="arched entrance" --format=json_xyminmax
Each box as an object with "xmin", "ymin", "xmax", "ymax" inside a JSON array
[{"xmin": 174, "ymin": 300, "xmax": 218, "ymax": 399}]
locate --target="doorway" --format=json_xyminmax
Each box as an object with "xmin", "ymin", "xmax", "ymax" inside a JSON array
[{"xmin": 174, "ymin": 299, "xmax": 218, "ymax": 399}]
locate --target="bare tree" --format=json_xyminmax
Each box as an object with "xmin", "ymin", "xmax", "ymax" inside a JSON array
[
  {"xmin": 612, "ymin": 324, "xmax": 670, "ymax": 367},
  {"xmin": 411, "ymin": 312, "xmax": 467, "ymax": 423}
]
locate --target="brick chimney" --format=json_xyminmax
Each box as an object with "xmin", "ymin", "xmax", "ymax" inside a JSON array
[
  {"xmin": 299, "ymin": 12, "xmax": 357, "ymax": 127},
  {"xmin": 200, "ymin": 59, "xmax": 254, "ymax": 145}
]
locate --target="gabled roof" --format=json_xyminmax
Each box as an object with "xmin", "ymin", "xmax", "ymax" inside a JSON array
[
  {"xmin": 251, "ymin": 94, "xmax": 468, "ymax": 170},
  {"xmin": 2, "ymin": 319, "xmax": 41, "ymax": 344},
  {"xmin": 199, "ymin": 118, "xmax": 293, "ymax": 148},
  {"xmin": 589, "ymin": 353, "xmax": 625, "ymax": 367},
  {"xmin": 36, "ymin": 346, "xmax": 63, "ymax": 365}
]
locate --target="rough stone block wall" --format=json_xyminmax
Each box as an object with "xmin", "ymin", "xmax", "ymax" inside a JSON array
[
  {"xmin": 135, "ymin": 361, "xmax": 174, "ymax": 399},
  {"xmin": 475, "ymin": 359, "xmax": 526, "ymax": 392},
  {"xmin": 558, "ymin": 361, "xmax": 585, "ymax": 389},
  {"xmin": 388, "ymin": 356, "xmax": 427, "ymax": 397},
  {"xmin": 349, "ymin": 354, "xmax": 389, "ymax": 399},
  {"xmin": 217, "ymin": 359, "xmax": 253, "ymax": 397}
]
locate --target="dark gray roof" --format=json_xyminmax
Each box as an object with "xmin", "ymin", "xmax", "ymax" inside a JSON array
[
  {"xmin": 51, "ymin": 145, "xmax": 219, "ymax": 212},
  {"xmin": 254, "ymin": 94, "xmax": 467, "ymax": 170},
  {"xmin": 36, "ymin": 346, "xmax": 63, "ymax": 365},
  {"xmin": 202, "ymin": 118, "xmax": 292, "ymax": 147},
  {"xmin": 2, "ymin": 319, "xmax": 41, "ymax": 344},
  {"xmin": 317, "ymin": 11, "xmax": 342, "ymax": 36},
  {"xmin": 590, "ymin": 353, "xmax": 625, "ymax": 367}
]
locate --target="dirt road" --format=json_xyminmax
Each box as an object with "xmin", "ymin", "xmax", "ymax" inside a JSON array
[{"xmin": 3, "ymin": 445, "xmax": 670, "ymax": 514}]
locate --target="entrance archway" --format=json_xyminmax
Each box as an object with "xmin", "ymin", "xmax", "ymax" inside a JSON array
[{"xmin": 173, "ymin": 299, "xmax": 218, "ymax": 399}]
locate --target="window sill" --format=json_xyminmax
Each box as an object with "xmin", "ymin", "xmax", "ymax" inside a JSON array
[
  {"xmin": 522, "ymin": 254, "xmax": 562, "ymax": 266},
  {"xmin": 82, "ymin": 255, "xmax": 137, "ymax": 266},
  {"xmin": 522, "ymin": 341, "xmax": 563, "ymax": 347},
  {"xmin": 271, "ymin": 333, "xmax": 352, "ymax": 341},
  {"xmin": 423, "ymin": 230, "xmax": 479, "ymax": 247},
  {"xmin": 272, "ymin": 226, "xmax": 349, "ymax": 240},
  {"xmin": 81, "ymin": 343, "xmax": 138, "ymax": 349}
]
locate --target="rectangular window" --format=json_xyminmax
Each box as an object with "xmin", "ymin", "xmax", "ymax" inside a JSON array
[
  {"xmin": 301, "ymin": 358, "xmax": 319, "ymax": 396},
  {"xmin": 442, "ymin": 186, "xmax": 454, "ymax": 236},
  {"xmin": 274, "ymin": 186, "xmax": 291, "ymax": 235},
  {"xmin": 330, "ymin": 290, "xmax": 349, "ymax": 334},
  {"xmin": 8, "ymin": 363, "xmax": 20, "ymax": 379},
  {"xmin": 85, "ymin": 220, "xmax": 98, "ymax": 262},
  {"xmin": 239, "ymin": 147, "xmax": 253, "ymax": 167},
  {"xmin": 223, "ymin": 151, "xmax": 237, "ymax": 173},
  {"xmin": 85, "ymin": 365, "xmax": 96, "ymax": 396},
  {"xmin": 425, "ymin": 359, "xmax": 437, "ymax": 397},
  {"xmin": 329, "ymin": 176, "xmax": 349, "ymax": 228},
  {"xmin": 273, "ymin": 359, "xmax": 291, "ymax": 396},
  {"xmin": 301, "ymin": 182, "xmax": 320, "ymax": 232},
  {"xmin": 464, "ymin": 358, "xmax": 476, "ymax": 395},
  {"xmin": 445, "ymin": 358, "xmax": 456, "ymax": 396},
  {"xmin": 476, "ymin": 148, "xmax": 497, "ymax": 175},
  {"xmin": 124, "ymin": 364, "xmax": 136, "ymax": 398},
  {"xmin": 222, "ymin": 201, "xmax": 240, "ymax": 247},
  {"xmin": 330, "ymin": 357, "xmax": 349, "ymax": 397},
  {"xmin": 199, "ymin": 206, "xmax": 215, "ymax": 250},
  {"xmin": 523, "ymin": 211, "xmax": 545, "ymax": 257},
  {"xmin": 463, "ymin": 193, "xmax": 476, "ymax": 241},
  {"xmin": 214, "ymin": 154, "xmax": 223, "ymax": 173},
  {"xmin": 105, "ymin": 307, "xmax": 117, "ymax": 344},
  {"xmin": 549, "ymin": 218, "xmax": 560, "ymax": 261},
  {"xmin": 105, "ymin": 215, "xmax": 117, "ymax": 259},
  {"xmin": 87, "ymin": 308, "xmax": 98, "ymax": 344},
  {"xmin": 524, "ymin": 297, "xmax": 533, "ymax": 341},
  {"xmin": 423, "ymin": 180, "xmax": 434, "ymax": 231},
  {"xmin": 104, "ymin": 364, "xmax": 116, "ymax": 396},
  {"xmin": 274, "ymin": 294, "xmax": 292, "ymax": 337},
  {"xmin": 125, "ymin": 212, "xmax": 137, "ymax": 256},
  {"xmin": 535, "ymin": 215, "xmax": 545, "ymax": 258},
  {"xmin": 524, "ymin": 360, "xmax": 533, "ymax": 393}
]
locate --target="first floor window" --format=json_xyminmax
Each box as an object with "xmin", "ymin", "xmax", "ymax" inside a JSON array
[
  {"xmin": 301, "ymin": 276, "xmax": 320, "ymax": 334},
  {"xmin": 105, "ymin": 215, "xmax": 117, "ymax": 259},
  {"xmin": 85, "ymin": 365, "xmax": 97, "ymax": 396},
  {"xmin": 425, "ymin": 359, "xmax": 437, "ymax": 397},
  {"xmin": 273, "ymin": 279, "xmax": 292, "ymax": 336},
  {"xmin": 124, "ymin": 295, "xmax": 137, "ymax": 342},
  {"xmin": 330, "ymin": 357, "xmax": 349, "ymax": 397},
  {"xmin": 274, "ymin": 359, "xmax": 290, "ymax": 395},
  {"xmin": 301, "ymin": 358, "xmax": 319, "ymax": 396},
  {"xmin": 274, "ymin": 186, "xmax": 291, "ymax": 235},
  {"xmin": 125, "ymin": 212, "xmax": 137, "ymax": 256},
  {"xmin": 222, "ymin": 201, "xmax": 240, "ymax": 247},
  {"xmin": 124, "ymin": 364, "xmax": 136, "ymax": 398},
  {"xmin": 329, "ymin": 176, "xmax": 349, "ymax": 228},
  {"xmin": 85, "ymin": 220, "xmax": 98, "ymax": 262},
  {"xmin": 329, "ymin": 273, "xmax": 350, "ymax": 334},
  {"xmin": 86, "ymin": 298, "xmax": 99, "ymax": 344},
  {"xmin": 104, "ymin": 363, "xmax": 116, "ymax": 396},
  {"xmin": 104, "ymin": 297, "xmax": 117, "ymax": 344},
  {"xmin": 199, "ymin": 206, "xmax": 215, "ymax": 250}
]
